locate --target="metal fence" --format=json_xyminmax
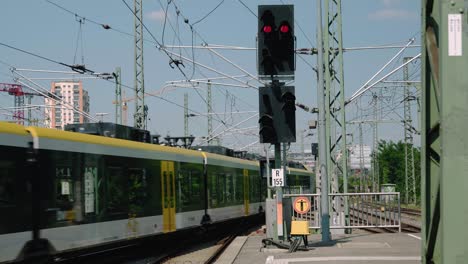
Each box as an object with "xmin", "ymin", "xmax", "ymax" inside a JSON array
[{"xmin": 284, "ymin": 192, "xmax": 401, "ymax": 232}]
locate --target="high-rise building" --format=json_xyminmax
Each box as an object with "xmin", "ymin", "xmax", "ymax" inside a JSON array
[{"xmin": 45, "ymin": 81, "xmax": 90, "ymax": 129}]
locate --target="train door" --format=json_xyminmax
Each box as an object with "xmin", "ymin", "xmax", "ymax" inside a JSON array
[
  {"xmin": 161, "ymin": 161, "xmax": 176, "ymax": 232},
  {"xmin": 243, "ymin": 169, "xmax": 249, "ymax": 215}
]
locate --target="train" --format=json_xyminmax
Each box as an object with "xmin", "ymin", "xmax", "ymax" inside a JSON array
[{"xmin": 0, "ymin": 122, "xmax": 314, "ymax": 262}]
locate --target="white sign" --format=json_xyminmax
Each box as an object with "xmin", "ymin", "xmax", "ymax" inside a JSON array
[
  {"xmin": 61, "ymin": 181, "xmax": 70, "ymax": 195},
  {"xmin": 272, "ymin": 168, "xmax": 284, "ymax": 187},
  {"xmin": 448, "ymin": 14, "xmax": 462, "ymax": 56}
]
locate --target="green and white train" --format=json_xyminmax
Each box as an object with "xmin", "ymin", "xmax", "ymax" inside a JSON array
[{"xmin": 0, "ymin": 122, "xmax": 313, "ymax": 262}]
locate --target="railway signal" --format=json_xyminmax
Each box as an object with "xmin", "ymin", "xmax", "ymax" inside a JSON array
[
  {"xmin": 258, "ymin": 5, "xmax": 295, "ymax": 78},
  {"xmin": 258, "ymin": 82, "xmax": 296, "ymax": 144}
]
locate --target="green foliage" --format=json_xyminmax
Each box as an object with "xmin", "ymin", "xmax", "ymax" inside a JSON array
[{"xmin": 375, "ymin": 140, "xmax": 421, "ymax": 204}]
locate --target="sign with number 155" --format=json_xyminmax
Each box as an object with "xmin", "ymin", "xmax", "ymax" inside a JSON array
[{"xmin": 272, "ymin": 168, "xmax": 284, "ymax": 187}]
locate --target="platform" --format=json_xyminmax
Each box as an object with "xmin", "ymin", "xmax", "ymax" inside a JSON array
[{"xmin": 216, "ymin": 230, "xmax": 421, "ymax": 264}]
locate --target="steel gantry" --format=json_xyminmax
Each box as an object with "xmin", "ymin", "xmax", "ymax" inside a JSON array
[
  {"xmin": 422, "ymin": 0, "xmax": 468, "ymax": 263},
  {"xmin": 403, "ymin": 57, "xmax": 416, "ymax": 204},
  {"xmin": 133, "ymin": 0, "xmax": 146, "ymax": 129},
  {"xmin": 323, "ymin": 0, "xmax": 349, "ymax": 231}
]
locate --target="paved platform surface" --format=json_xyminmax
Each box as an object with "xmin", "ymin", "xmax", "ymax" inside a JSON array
[{"xmin": 216, "ymin": 230, "xmax": 421, "ymax": 264}]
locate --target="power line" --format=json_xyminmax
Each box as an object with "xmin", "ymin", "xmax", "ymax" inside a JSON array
[
  {"xmin": 45, "ymin": 0, "xmax": 158, "ymax": 45},
  {"xmin": 44, "ymin": 0, "xmax": 258, "ymax": 144},
  {"xmin": 279, "ymin": 0, "xmax": 315, "ymax": 47},
  {"xmin": 237, "ymin": 0, "xmax": 257, "ymax": 18},
  {"xmin": 43, "ymin": 0, "xmax": 257, "ymax": 139},
  {"xmin": 192, "ymin": 0, "xmax": 226, "ymax": 26},
  {"xmin": 0, "ymin": 41, "xmax": 95, "ymax": 74},
  {"xmin": 0, "ymin": 42, "xmax": 68, "ymax": 69}
]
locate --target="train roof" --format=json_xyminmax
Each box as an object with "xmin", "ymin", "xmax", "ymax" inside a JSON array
[
  {"xmin": 24, "ymin": 125, "xmax": 259, "ymax": 169},
  {"xmin": 0, "ymin": 122, "xmax": 30, "ymax": 136}
]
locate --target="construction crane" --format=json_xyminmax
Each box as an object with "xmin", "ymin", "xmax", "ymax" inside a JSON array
[
  {"xmin": 112, "ymin": 91, "xmax": 133, "ymax": 126},
  {"xmin": 0, "ymin": 83, "xmax": 44, "ymax": 125},
  {"xmin": 112, "ymin": 88, "xmax": 169, "ymax": 126}
]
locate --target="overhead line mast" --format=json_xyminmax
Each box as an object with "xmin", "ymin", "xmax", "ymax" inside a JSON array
[
  {"xmin": 323, "ymin": 0, "xmax": 349, "ymax": 234},
  {"xmin": 134, "ymin": 0, "xmax": 146, "ymax": 129}
]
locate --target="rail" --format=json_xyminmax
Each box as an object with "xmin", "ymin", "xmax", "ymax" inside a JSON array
[{"xmin": 284, "ymin": 192, "xmax": 401, "ymax": 232}]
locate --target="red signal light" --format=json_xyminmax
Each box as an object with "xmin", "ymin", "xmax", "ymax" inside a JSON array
[
  {"xmin": 263, "ymin": 25, "xmax": 272, "ymax": 33},
  {"xmin": 280, "ymin": 25, "xmax": 289, "ymax": 33}
]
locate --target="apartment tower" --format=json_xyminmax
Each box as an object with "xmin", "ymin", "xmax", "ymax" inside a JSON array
[{"xmin": 45, "ymin": 81, "xmax": 90, "ymax": 129}]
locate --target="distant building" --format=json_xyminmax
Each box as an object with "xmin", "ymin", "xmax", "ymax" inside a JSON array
[
  {"xmin": 348, "ymin": 145, "xmax": 372, "ymax": 170},
  {"xmin": 45, "ymin": 81, "xmax": 90, "ymax": 129},
  {"xmin": 288, "ymin": 149, "xmax": 315, "ymax": 171}
]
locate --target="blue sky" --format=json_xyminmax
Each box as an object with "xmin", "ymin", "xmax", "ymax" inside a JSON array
[{"xmin": 0, "ymin": 0, "xmax": 421, "ymax": 152}]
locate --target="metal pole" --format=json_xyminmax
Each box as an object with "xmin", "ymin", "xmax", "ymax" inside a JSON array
[
  {"xmin": 372, "ymin": 93, "xmax": 378, "ymax": 192},
  {"xmin": 301, "ymin": 130, "xmax": 305, "ymax": 165},
  {"xmin": 265, "ymin": 144, "xmax": 272, "ymax": 199},
  {"xmin": 207, "ymin": 80, "xmax": 213, "ymax": 145},
  {"xmin": 184, "ymin": 93, "xmax": 188, "ymax": 137},
  {"xmin": 317, "ymin": 0, "xmax": 330, "ymax": 242},
  {"xmin": 335, "ymin": 0, "xmax": 350, "ymax": 233},
  {"xmin": 359, "ymin": 123, "xmax": 364, "ymax": 192},
  {"xmin": 275, "ymin": 143, "xmax": 283, "ymax": 240},
  {"xmin": 27, "ymin": 95, "xmax": 32, "ymax": 126},
  {"xmin": 115, "ymin": 67, "xmax": 122, "ymax": 125},
  {"xmin": 403, "ymin": 57, "xmax": 416, "ymax": 204},
  {"xmin": 133, "ymin": 0, "xmax": 146, "ymax": 129}
]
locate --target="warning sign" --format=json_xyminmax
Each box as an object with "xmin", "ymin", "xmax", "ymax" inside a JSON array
[{"xmin": 293, "ymin": 196, "xmax": 310, "ymax": 214}]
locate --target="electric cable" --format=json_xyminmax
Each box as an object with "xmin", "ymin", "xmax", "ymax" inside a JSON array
[
  {"xmin": 237, "ymin": 0, "xmax": 257, "ymax": 18},
  {"xmin": 192, "ymin": 0, "xmax": 225, "ymax": 26}
]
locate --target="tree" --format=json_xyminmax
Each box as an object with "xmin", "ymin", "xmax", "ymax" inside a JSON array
[{"xmin": 375, "ymin": 140, "xmax": 421, "ymax": 204}]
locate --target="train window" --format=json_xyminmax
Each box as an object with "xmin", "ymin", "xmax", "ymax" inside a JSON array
[
  {"xmin": 105, "ymin": 167, "xmax": 128, "ymax": 217},
  {"xmin": 54, "ymin": 167, "xmax": 74, "ymax": 212},
  {"xmin": 235, "ymin": 172, "xmax": 243, "ymax": 203},
  {"xmin": 225, "ymin": 173, "xmax": 233, "ymax": 204},
  {"xmin": 128, "ymin": 168, "xmax": 147, "ymax": 215},
  {"xmin": 249, "ymin": 171, "xmax": 258, "ymax": 203},
  {"xmin": 178, "ymin": 169, "xmax": 202, "ymax": 211},
  {"xmin": 178, "ymin": 170, "xmax": 189, "ymax": 208},
  {"xmin": 0, "ymin": 163, "xmax": 15, "ymax": 207},
  {"xmin": 208, "ymin": 168, "xmax": 217, "ymax": 207},
  {"xmin": 217, "ymin": 173, "xmax": 225, "ymax": 205},
  {"xmin": 178, "ymin": 170, "xmax": 192, "ymax": 208}
]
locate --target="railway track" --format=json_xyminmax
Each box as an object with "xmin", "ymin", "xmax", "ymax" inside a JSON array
[
  {"xmin": 161, "ymin": 225, "xmax": 263, "ymax": 264},
  {"xmin": 348, "ymin": 205, "xmax": 421, "ymax": 234},
  {"xmin": 400, "ymin": 207, "xmax": 422, "ymax": 216}
]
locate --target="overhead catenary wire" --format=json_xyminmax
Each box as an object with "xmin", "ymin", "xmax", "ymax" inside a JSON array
[
  {"xmin": 40, "ymin": 0, "xmax": 261, "ymax": 148},
  {"xmin": 155, "ymin": 0, "xmax": 257, "ymax": 111},
  {"xmin": 122, "ymin": 0, "xmax": 238, "ymax": 131},
  {"xmin": 191, "ymin": 0, "xmax": 226, "ymax": 26},
  {"xmin": 13, "ymin": 71, "xmax": 99, "ymax": 122},
  {"xmin": 45, "ymin": 0, "xmax": 146, "ymax": 43}
]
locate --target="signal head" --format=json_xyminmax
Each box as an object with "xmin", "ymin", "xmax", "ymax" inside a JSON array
[
  {"xmin": 263, "ymin": 25, "xmax": 273, "ymax": 33},
  {"xmin": 279, "ymin": 24, "xmax": 289, "ymax": 33}
]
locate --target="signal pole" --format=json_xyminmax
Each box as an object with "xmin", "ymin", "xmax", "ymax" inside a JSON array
[{"xmin": 258, "ymin": 5, "xmax": 296, "ymax": 243}]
